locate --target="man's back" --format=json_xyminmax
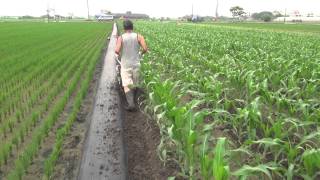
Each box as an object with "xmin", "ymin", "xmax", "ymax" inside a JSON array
[
  {"xmin": 114, "ymin": 20, "xmax": 148, "ymax": 111},
  {"xmin": 121, "ymin": 32, "xmax": 140, "ymax": 69}
]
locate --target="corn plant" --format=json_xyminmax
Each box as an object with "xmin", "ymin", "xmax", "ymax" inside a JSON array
[{"xmin": 136, "ymin": 21, "xmax": 320, "ymax": 179}]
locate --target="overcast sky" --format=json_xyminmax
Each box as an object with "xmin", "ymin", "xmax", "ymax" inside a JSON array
[{"xmin": 0, "ymin": 0, "xmax": 320, "ymax": 18}]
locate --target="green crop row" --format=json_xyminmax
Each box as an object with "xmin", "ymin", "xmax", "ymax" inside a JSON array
[
  {"xmin": 0, "ymin": 22, "xmax": 111, "ymax": 179},
  {"xmin": 43, "ymin": 34, "xmax": 106, "ymax": 180},
  {"xmin": 198, "ymin": 22, "xmax": 320, "ymax": 35},
  {"xmin": 137, "ymin": 22, "xmax": 320, "ymax": 179},
  {"xmin": 6, "ymin": 50, "xmax": 88, "ymax": 180},
  {"xmin": 0, "ymin": 28, "xmax": 101, "ymax": 170},
  {"xmin": 0, "ymin": 34, "xmax": 92, "ymax": 139}
]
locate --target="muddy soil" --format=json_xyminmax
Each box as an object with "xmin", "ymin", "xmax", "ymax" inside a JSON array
[
  {"xmin": 19, "ymin": 57, "xmax": 102, "ymax": 180},
  {"xmin": 48, "ymin": 49, "xmax": 105, "ymax": 180},
  {"xmin": 23, "ymin": 84, "xmax": 80, "ymax": 180},
  {"xmin": 122, "ymin": 94, "xmax": 179, "ymax": 180}
]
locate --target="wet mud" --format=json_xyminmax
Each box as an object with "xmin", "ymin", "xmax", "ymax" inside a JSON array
[
  {"xmin": 78, "ymin": 23, "xmax": 127, "ymax": 180},
  {"xmin": 122, "ymin": 104, "xmax": 179, "ymax": 180}
]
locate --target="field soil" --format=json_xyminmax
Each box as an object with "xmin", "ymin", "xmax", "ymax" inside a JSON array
[
  {"xmin": 24, "ymin": 80, "xmax": 85, "ymax": 180},
  {"xmin": 121, "ymin": 93, "xmax": 179, "ymax": 180},
  {"xmin": 22, "ymin": 40, "xmax": 106, "ymax": 180},
  {"xmin": 51, "ymin": 45, "xmax": 106, "ymax": 180}
]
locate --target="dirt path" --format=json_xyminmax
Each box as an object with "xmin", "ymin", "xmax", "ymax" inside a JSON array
[
  {"xmin": 123, "ymin": 106, "xmax": 179, "ymax": 180},
  {"xmin": 78, "ymin": 23, "xmax": 127, "ymax": 180}
]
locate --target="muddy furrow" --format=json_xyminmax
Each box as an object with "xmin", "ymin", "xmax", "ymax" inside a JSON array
[{"xmin": 78, "ymin": 23, "xmax": 127, "ymax": 180}]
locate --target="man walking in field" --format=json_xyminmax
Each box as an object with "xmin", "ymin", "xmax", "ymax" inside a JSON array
[{"xmin": 115, "ymin": 20, "xmax": 148, "ymax": 111}]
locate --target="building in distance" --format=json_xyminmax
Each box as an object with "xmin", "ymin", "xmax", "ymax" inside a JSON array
[{"xmin": 95, "ymin": 11, "xmax": 149, "ymax": 21}]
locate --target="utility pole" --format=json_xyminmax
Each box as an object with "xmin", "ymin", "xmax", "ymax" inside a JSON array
[
  {"xmin": 52, "ymin": 8, "xmax": 56, "ymax": 21},
  {"xmin": 284, "ymin": 8, "xmax": 287, "ymax": 23},
  {"xmin": 215, "ymin": 0, "xmax": 219, "ymax": 19},
  {"xmin": 192, "ymin": 4, "xmax": 194, "ymax": 17},
  {"xmin": 46, "ymin": 3, "xmax": 50, "ymax": 22},
  {"xmin": 47, "ymin": 9, "xmax": 50, "ymax": 22},
  {"xmin": 86, "ymin": 0, "xmax": 90, "ymax": 19}
]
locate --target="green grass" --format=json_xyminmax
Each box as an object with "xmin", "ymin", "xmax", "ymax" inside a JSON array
[
  {"xmin": 0, "ymin": 22, "xmax": 111, "ymax": 179},
  {"xmin": 199, "ymin": 22, "xmax": 320, "ymax": 34}
]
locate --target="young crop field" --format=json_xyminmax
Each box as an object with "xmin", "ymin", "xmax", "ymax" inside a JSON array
[
  {"xmin": 136, "ymin": 22, "xmax": 320, "ymax": 179},
  {"xmin": 0, "ymin": 22, "xmax": 112, "ymax": 179},
  {"xmin": 1, "ymin": 20, "xmax": 320, "ymax": 180},
  {"xmin": 199, "ymin": 22, "xmax": 320, "ymax": 35}
]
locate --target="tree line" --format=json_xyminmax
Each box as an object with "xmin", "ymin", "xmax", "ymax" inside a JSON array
[{"xmin": 230, "ymin": 6, "xmax": 285, "ymax": 22}]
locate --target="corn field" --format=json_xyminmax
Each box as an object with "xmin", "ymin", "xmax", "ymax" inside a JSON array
[
  {"xmin": 0, "ymin": 22, "xmax": 111, "ymax": 179},
  {"xmin": 138, "ymin": 22, "xmax": 320, "ymax": 179}
]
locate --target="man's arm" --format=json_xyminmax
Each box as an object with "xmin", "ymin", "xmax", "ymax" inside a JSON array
[
  {"xmin": 138, "ymin": 34, "xmax": 148, "ymax": 54},
  {"xmin": 115, "ymin": 36, "xmax": 122, "ymax": 55}
]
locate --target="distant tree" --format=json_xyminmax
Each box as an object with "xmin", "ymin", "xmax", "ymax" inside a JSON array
[
  {"xmin": 41, "ymin": 15, "xmax": 48, "ymax": 18},
  {"xmin": 251, "ymin": 12, "xmax": 259, "ymax": 20},
  {"xmin": 126, "ymin": 11, "xmax": 132, "ymax": 15},
  {"xmin": 273, "ymin": 11, "xmax": 283, "ymax": 17},
  {"xmin": 181, "ymin": 15, "xmax": 192, "ymax": 21},
  {"xmin": 261, "ymin": 14, "xmax": 272, "ymax": 22},
  {"xmin": 230, "ymin": 6, "xmax": 245, "ymax": 19},
  {"xmin": 19, "ymin": 15, "xmax": 36, "ymax": 19},
  {"xmin": 251, "ymin": 11, "xmax": 275, "ymax": 22},
  {"xmin": 203, "ymin": 16, "xmax": 215, "ymax": 21}
]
